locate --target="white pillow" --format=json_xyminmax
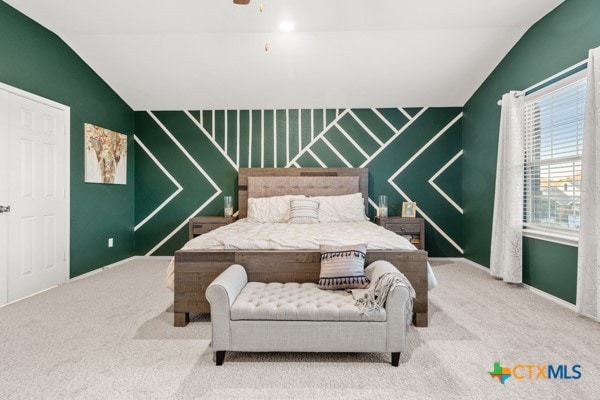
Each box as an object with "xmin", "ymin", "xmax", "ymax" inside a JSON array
[
  {"xmin": 288, "ymin": 198, "xmax": 320, "ymax": 224},
  {"xmin": 247, "ymin": 195, "xmax": 305, "ymax": 223},
  {"xmin": 312, "ymin": 193, "xmax": 369, "ymax": 223}
]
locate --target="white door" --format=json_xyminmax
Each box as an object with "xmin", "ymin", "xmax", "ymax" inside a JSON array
[
  {"xmin": 0, "ymin": 88, "xmax": 68, "ymax": 304},
  {"xmin": 0, "ymin": 89, "xmax": 8, "ymax": 304}
]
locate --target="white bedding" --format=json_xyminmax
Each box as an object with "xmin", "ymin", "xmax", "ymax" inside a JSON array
[{"xmin": 166, "ymin": 219, "xmax": 437, "ymax": 290}]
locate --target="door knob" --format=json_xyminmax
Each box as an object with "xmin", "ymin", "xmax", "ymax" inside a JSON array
[{"xmin": 0, "ymin": 205, "xmax": 10, "ymax": 213}]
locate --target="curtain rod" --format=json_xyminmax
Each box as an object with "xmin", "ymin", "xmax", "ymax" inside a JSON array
[
  {"xmin": 496, "ymin": 92, "xmax": 521, "ymax": 106},
  {"xmin": 496, "ymin": 58, "xmax": 588, "ymax": 106}
]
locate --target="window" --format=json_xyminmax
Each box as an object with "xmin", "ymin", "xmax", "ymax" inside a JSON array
[{"xmin": 523, "ymin": 70, "xmax": 586, "ymax": 244}]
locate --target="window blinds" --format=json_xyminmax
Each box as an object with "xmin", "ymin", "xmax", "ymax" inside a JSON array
[{"xmin": 523, "ymin": 77, "xmax": 586, "ymax": 232}]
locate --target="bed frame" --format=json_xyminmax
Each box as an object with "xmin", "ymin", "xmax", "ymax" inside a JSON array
[{"xmin": 173, "ymin": 168, "xmax": 429, "ymax": 327}]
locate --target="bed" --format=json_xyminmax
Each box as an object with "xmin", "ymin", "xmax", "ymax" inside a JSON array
[{"xmin": 172, "ymin": 167, "xmax": 431, "ymax": 327}]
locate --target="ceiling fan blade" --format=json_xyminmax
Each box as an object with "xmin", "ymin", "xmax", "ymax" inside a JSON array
[{"xmin": 233, "ymin": 0, "xmax": 251, "ymax": 4}]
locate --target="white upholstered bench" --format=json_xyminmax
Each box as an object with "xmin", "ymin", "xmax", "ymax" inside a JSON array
[{"xmin": 205, "ymin": 261, "xmax": 412, "ymax": 366}]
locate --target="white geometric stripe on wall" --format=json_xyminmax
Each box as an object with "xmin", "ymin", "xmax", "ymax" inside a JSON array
[
  {"xmin": 133, "ymin": 135, "xmax": 183, "ymax": 232},
  {"xmin": 185, "ymin": 110, "xmax": 238, "ymax": 171},
  {"xmin": 144, "ymin": 111, "xmax": 222, "ymax": 256},
  {"xmin": 288, "ymin": 108, "xmax": 429, "ymax": 169},
  {"xmin": 429, "ymin": 150, "xmax": 464, "ymax": 214},
  {"xmin": 135, "ymin": 107, "xmax": 463, "ymax": 257},
  {"xmin": 388, "ymin": 113, "xmax": 464, "ymax": 254},
  {"xmin": 190, "ymin": 109, "xmax": 349, "ymax": 170}
]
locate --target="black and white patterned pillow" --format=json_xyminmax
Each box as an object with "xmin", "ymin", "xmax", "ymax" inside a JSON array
[
  {"xmin": 319, "ymin": 243, "xmax": 369, "ymax": 290},
  {"xmin": 288, "ymin": 198, "xmax": 320, "ymax": 224}
]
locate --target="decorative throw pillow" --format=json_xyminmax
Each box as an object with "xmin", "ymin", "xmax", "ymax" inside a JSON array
[
  {"xmin": 318, "ymin": 243, "xmax": 369, "ymax": 290},
  {"xmin": 288, "ymin": 198, "xmax": 320, "ymax": 224},
  {"xmin": 247, "ymin": 195, "xmax": 305, "ymax": 223},
  {"xmin": 311, "ymin": 193, "xmax": 369, "ymax": 223}
]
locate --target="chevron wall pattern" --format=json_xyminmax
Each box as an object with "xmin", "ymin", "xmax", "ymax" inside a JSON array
[{"xmin": 134, "ymin": 108, "xmax": 463, "ymax": 257}]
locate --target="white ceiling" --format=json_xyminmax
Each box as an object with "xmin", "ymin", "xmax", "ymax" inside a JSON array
[{"xmin": 5, "ymin": 0, "xmax": 564, "ymax": 110}]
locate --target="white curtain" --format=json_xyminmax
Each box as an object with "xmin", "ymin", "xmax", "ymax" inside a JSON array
[
  {"xmin": 490, "ymin": 91, "xmax": 525, "ymax": 283},
  {"xmin": 576, "ymin": 47, "xmax": 600, "ymax": 319}
]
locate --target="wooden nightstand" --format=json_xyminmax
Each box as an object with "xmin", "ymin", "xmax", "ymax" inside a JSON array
[
  {"xmin": 374, "ymin": 216, "xmax": 425, "ymax": 250},
  {"xmin": 188, "ymin": 216, "xmax": 237, "ymax": 240}
]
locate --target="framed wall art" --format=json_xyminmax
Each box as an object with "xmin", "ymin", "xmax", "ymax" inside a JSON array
[
  {"xmin": 402, "ymin": 201, "xmax": 417, "ymax": 218},
  {"xmin": 84, "ymin": 123, "xmax": 127, "ymax": 184}
]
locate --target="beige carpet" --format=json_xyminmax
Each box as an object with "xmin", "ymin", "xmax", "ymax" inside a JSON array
[{"xmin": 0, "ymin": 258, "xmax": 599, "ymax": 399}]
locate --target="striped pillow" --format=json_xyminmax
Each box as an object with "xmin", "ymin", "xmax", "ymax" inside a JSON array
[
  {"xmin": 319, "ymin": 243, "xmax": 369, "ymax": 290},
  {"xmin": 288, "ymin": 198, "xmax": 320, "ymax": 224}
]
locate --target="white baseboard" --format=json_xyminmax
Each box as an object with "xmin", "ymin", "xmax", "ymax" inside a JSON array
[
  {"xmin": 68, "ymin": 256, "xmax": 138, "ymax": 282},
  {"xmin": 457, "ymin": 257, "xmax": 576, "ymax": 311},
  {"xmin": 1, "ymin": 256, "xmax": 136, "ymax": 308},
  {"xmin": 0, "ymin": 285, "xmax": 59, "ymax": 309},
  {"xmin": 0, "ymin": 255, "xmax": 172, "ymax": 308},
  {"xmin": 523, "ymin": 283, "xmax": 575, "ymax": 311},
  {"xmin": 578, "ymin": 311, "xmax": 600, "ymax": 322},
  {"xmin": 68, "ymin": 255, "xmax": 173, "ymax": 283}
]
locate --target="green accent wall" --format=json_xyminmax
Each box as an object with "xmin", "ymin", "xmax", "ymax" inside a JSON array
[
  {"xmin": 523, "ymin": 238, "xmax": 577, "ymax": 304},
  {"xmin": 0, "ymin": 3, "xmax": 135, "ymax": 277},
  {"xmin": 462, "ymin": 0, "xmax": 600, "ymax": 303},
  {"xmin": 135, "ymin": 108, "xmax": 463, "ymax": 257},
  {"xmin": 8, "ymin": 0, "xmax": 588, "ymax": 306}
]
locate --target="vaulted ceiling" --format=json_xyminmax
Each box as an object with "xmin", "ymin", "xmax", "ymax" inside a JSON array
[{"xmin": 5, "ymin": 0, "xmax": 564, "ymax": 110}]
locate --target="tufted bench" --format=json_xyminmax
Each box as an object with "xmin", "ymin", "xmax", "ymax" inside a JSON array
[{"xmin": 206, "ymin": 261, "xmax": 412, "ymax": 366}]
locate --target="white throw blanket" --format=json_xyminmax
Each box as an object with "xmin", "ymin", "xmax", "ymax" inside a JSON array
[{"xmin": 352, "ymin": 271, "xmax": 416, "ymax": 326}]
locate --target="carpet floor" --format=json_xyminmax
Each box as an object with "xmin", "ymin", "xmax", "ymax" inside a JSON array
[{"xmin": 0, "ymin": 258, "xmax": 598, "ymax": 399}]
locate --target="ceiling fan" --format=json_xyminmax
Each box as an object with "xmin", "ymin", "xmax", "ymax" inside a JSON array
[{"xmin": 233, "ymin": 0, "xmax": 268, "ymax": 51}]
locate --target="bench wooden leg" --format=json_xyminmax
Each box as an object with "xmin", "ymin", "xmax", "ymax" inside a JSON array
[
  {"xmin": 413, "ymin": 312, "xmax": 428, "ymax": 327},
  {"xmin": 391, "ymin": 352, "xmax": 400, "ymax": 367},
  {"xmin": 174, "ymin": 312, "xmax": 189, "ymax": 327},
  {"xmin": 216, "ymin": 351, "xmax": 226, "ymax": 366}
]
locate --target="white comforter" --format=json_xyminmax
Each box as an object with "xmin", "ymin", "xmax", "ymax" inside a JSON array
[
  {"xmin": 167, "ymin": 220, "xmax": 437, "ymax": 289},
  {"xmin": 184, "ymin": 219, "xmax": 415, "ymax": 250}
]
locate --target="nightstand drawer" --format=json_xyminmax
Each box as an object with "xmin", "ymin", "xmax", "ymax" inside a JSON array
[
  {"xmin": 191, "ymin": 222, "xmax": 227, "ymax": 236},
  {"xmin": 386, "ymin": 222, "xmax": 421, "ymax": 234},
  {"xmin": 374, "ymin": 216, "xmax": 425, "ymax": 250},
  {"xmin": 189, "ymin": 216, "xmax": 236, "ymax": 239}
]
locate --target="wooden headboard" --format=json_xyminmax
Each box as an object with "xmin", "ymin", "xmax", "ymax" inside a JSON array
[{"xmin": 238, "ymin": 168, "xmax": 369, "ymax": 218}]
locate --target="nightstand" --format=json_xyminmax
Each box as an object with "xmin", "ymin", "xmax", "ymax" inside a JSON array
[
  {"xmin": 188, "ymin": 216, "xmax": 236, "ymax": 240},
  {"xmin": 374, "ymin": 216, "xmax": 425, "ymax": 250}
]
